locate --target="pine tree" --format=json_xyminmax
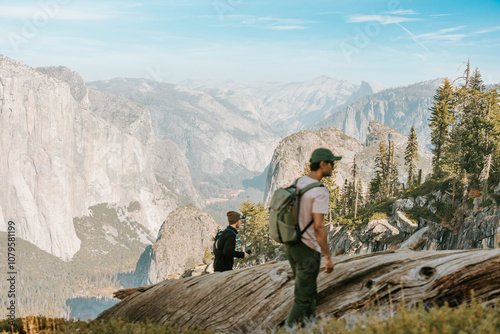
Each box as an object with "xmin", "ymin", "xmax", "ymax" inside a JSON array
[
  {"xmin": 375, "ymin": 139, "xmax": 389, "ymax": 198},
  {"xmin": 453, "ymin": 72, "xmax": 498, "ymax": 179},
  {"xmin": 469, "ymin": 67, "xmax": 484, "ymax": 92},
  {"xmin": 322, "ymin": 172, "xmax": 341, "ymax": 222},
  {"xmin": 369, "ymin": 172, "xmax": 382, "ymax": 203},
  {"xmin": 429, "ymin": 79, "xmax": 456, "ymax": 179},
  {"xmin": 341, "ymin": 179, "xmax": 350, "ymax": 215},
  {"xmin": 239, "ymin": 200, "xmax": 271, "ymax": 258},
  {"xmin": 388, "ymin": 140, "xmax": 400, "ymax": 196},
  {"xmin": 404, "ymin": 125, "xmax": 419, "ymax": 188},
  {"xmin": 351, "ymin": 155, "xmax": 358, "ymax": 216},
  {"xmin": 354, "ymin": 177, "xmax": 364, "ymax": 218}
]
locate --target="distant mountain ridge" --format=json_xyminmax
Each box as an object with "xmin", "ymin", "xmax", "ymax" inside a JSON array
[
  {"xmin": 311, "ymin": 79, "xmax": 444, "ymax": 148},
  {"xmin": 178, "ymin": 76, "xmax": 385, "ymax": 136}
]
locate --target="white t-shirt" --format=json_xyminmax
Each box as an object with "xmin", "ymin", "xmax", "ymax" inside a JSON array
[{"xmin": 296, "ymin": 175, "xmax": 329, "ymax": 253}]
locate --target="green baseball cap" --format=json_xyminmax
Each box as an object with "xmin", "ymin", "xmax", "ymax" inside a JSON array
[{"xmin": 310, "ymin": 148, "xmax": 342, "ymax": 163}]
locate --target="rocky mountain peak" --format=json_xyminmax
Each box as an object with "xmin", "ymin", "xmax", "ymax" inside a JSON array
[
  {"xmin": 37, "ymin": 66, "xmax": 88, "ymax": 102},
  {"xmin": 133, "ymin": 205, "xmax": 220, "ymax": 285}
]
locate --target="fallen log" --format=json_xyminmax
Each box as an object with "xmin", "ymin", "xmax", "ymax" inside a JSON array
[{"xmin": 97, "ymin": 249, "xmax": 500, "ymax": 332}]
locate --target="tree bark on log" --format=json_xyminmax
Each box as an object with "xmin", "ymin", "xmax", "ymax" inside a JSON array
[{"xmin": 98, "ymin": 249, "xmax": 500, "ymax": 332}]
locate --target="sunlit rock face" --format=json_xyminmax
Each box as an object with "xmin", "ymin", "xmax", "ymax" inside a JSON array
[{"xmin": 0, "ymin": 57, "xmax": 199, "ymax": 260}]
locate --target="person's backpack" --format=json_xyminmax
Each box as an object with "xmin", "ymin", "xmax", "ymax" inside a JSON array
[
  {"xmin": 269, "ymin": 178, "xmax": 324, "ymax": 244},
  {"xmin": 213, "ymin": 228, "xmax": 241, "ymax": 251}
]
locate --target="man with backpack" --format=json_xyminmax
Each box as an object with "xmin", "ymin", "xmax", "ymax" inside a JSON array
[
  {"xmin": 284, "ymin": 148, "xmax": 341, "ymax": 327},
  {"xmin": 213, "ymin": 211, "xmax": 250, "ymax": 272}
]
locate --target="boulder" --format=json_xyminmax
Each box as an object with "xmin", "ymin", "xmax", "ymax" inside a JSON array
[{"xmin": 394, "ymin": 210, "xmax": 418, "ymax": 233}]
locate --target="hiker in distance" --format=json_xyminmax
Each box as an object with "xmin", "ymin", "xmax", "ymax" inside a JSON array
[
  {"xmin": 285, "ymin": 148, "xmax": 341, "ymax": 327},
  {"xmin": 213, "ymin": 211, "xmax": 250, "ymax": 272}
]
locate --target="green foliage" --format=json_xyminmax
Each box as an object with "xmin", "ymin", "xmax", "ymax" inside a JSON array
[
  {"xmin": 369, "ymin": 139, "xmax": 400, "ymax": 203},
  {"xmin": 238, "ymin": 200, "xmax": 278, "ymax": 262},
  {"xmin": 369, "ymin": 212, "xmax": 387, "ymax": 221},
  {"xmin": 406, "ymin": 206, "xmax": 439, "ymax": 224},
  {"xmin": 339, "ymin": 198, "xmax": 396, "ymax": 228},
  {"xmin": 429, "ymin": 68, "xmax": 500, "ymax": 189},
  {"xmin": 435, "ymin": 201, "xmax": 455, "ymax": 222},
  {"xmin": 429, "ymin": 78, "xmax": 456, "ymax": 179},
  {"xmin": 202, "ymin": 247, "xmax": 212, "ymax": 264},
  {"xmin": 404, "ymin": 125, "xmax": 419, "ymax": 187},
  {"xmin": 403, "ymin": 178, "xmax": 451, "ymax": 199},
  {"xmin": 492, "ymin": 193, "xmax": 500, "ymax": 205},
  {"xmin": 480, "ymin": 198, "xmax": 493, "ymax": 208}
]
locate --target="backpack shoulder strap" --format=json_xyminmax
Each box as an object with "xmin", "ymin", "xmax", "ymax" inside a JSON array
[
  {"xmin": 299, "ymin": 181, "xmax": 324, "ymax": 196},
  {"xmin": 223, "ymin": 228, "xmax": 241, "ymax": 251},
  {"xmin": 295, "ymin": 179, "xmax": 324, "ymax": 236}
]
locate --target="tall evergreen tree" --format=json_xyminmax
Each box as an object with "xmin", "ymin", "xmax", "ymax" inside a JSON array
[
  {"xmin": 368, "ymin": 172, "xmax": 382, "ymax": 203},
  {"xmin": 429, "ymin": 79, "xmax": 455, "ymax": 179},
  {"xmin": 452, "ymin": 71, "xmax": 498, "ymax": 179},
  {"xmin": 404, "ymin": 125, "xmax": 419, "ymax": 187},
  {"xmin": 388, "ymin": 140, "xmax": 400, "ymax": 196},
  {"xmin": 374, "ymin": 139, "xmax": 389, "ymax": 198},
  {"xmin": 469, "ymin": 67, "xmax": 484, "ymax": 92},
  {"xmin": 351, "ymin": 155, "xmax": 358, "ymax": 216},
  {"xmin": 239, "ymin": 200, "xmax": 270, "ymax": 257}
]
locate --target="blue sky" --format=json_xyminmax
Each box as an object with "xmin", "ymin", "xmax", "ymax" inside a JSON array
[{"xmin": 1, "ymin": 0, "xmax": 499, "ymax": 87}]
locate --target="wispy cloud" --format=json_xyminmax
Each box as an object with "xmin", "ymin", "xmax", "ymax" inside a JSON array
[
  {"xmin": 476, "ymin": 26, "xmax": 500, "ymax": 34},
  {"xmin": 266, "ymin": 25, "xmax": 308, "ymax": 30},
  {"xmin": 384, "ymin": 9, "xmax": 419, "ymax": 15},
  {"xmin": 439, "ymin": 26, "xmax": 467, "ymax": 33},
  {"xmin": 244, "ymin": 16, "xmax": 313, "ymax": 25},
  {"xmin": 0, "ymin": 5, "xmax": 111, "ymax": 20},
  {"xmin": 318, "ymin": 11, "xmax": 344, "ymax": 15},
  {"xmin": 416, "ymin": 26, "xmax": 470, "ymax": 42},
  {"xmin": 346, "ymin": 14, "xmax": 421, "ymax": 25},
  {"xmin": 207, "ymin": 15, "xmax": 313, "ymax": 30}
]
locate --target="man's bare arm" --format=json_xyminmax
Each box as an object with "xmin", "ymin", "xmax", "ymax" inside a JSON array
[{"xmin": 313, "ymin": 213, "xmax": 334, "ymax": 273}]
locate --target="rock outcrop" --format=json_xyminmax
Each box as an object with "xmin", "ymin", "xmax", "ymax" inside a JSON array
[
  {"xmin": 264, "ymin": 122, "xmax": 432, "ymax": 202},
  {"xmin": 328, "ymin": 190, "xmax": 500, "ymax": 255},
  {"xmin": 133, "ymin": 205, "xmax": 220, "ymax": 285}
]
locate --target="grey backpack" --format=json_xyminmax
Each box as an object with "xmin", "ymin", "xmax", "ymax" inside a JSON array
[{"xmin": 269, "ymin": 179, "xmax": 324, "ymax": 244}]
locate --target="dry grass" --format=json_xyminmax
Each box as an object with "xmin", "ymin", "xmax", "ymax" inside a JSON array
[{"xmin": 1, "ymin": 299, "xmax": 498, "ymax": 334}]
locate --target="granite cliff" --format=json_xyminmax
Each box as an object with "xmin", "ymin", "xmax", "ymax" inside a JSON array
[
  {"xmin": 133, "ymin": 205, "xmax": 220, "ymax": 285},
  {"xmin": 312, "ymin": 79, "xmax": 443, "ymax": 148},
  {"xmin": 0, "ymin": 57, "xmax": 199, "ymax": 260}
]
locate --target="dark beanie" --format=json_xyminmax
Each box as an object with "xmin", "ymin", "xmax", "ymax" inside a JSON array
[{"xmin": 227, "ymin": 211, "xmax": 241, "ymax": 225}]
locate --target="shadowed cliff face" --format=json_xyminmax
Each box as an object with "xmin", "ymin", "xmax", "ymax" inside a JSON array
[
  {"xmin": 0, "ymin": 57, "xmax": 199, "ymax": 260},
  {"xmin": 312, "ymin": 79, "xmax": 443, "ymax": 149},
  {"xmin": 133, "ymin": 205, "xmax": 220, "ymax": 285}
]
